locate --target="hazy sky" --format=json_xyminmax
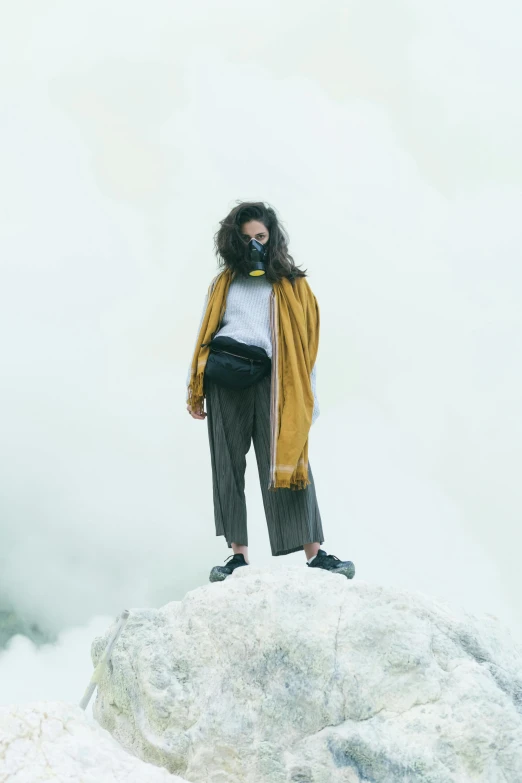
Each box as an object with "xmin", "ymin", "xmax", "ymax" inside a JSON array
[{"xmin": 1, "ymin": 0, "xmax": 522, "ymax": 715}]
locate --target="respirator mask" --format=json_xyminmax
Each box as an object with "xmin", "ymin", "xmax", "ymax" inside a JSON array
[{"xmin": 246, "ymin": 238, "xmax": 267, "ymax": 276}]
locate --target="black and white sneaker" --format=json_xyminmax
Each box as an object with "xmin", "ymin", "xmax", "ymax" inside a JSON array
[
  {"xmin": 307, "ymin": 549, "xmax": 355, "ymax": 579},
  {"xmin": 209, "ymin": 553, "xmax": 249, "ymax": 582}
]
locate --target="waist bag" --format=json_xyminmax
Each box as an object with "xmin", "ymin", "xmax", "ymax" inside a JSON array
[{"xmin": 202, "ymin": 336, "xmax": 271, "ymax": 390}]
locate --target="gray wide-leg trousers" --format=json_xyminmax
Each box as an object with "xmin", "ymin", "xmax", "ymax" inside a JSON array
[{"xmin": 205, "ymin": 374, "xmax": 324, "ymax": 556}]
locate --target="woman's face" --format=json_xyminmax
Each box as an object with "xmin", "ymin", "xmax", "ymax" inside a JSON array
[{"xmin": 239, "ymin": 220, "xmax": 269, "ymax": 246}]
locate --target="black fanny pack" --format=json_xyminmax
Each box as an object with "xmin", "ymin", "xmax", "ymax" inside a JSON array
[{"xmin": 203, "ymin": 336, "xmax": 271, "ymax": 390}]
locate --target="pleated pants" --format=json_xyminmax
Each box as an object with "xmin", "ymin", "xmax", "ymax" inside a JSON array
[{"xmin": 205, "ymin": 373, "xmax": 324, "ymax": 556}]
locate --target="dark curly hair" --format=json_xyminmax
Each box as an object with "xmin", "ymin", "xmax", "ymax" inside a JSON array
[{"xmin": 213, "ymin": 201, "xmax": 307, "ymax": 283}]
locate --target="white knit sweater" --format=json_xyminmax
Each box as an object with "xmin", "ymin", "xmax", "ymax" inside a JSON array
[{"xmin": 187, "ymin": 275, "xmax": 320, "ymax": 424}]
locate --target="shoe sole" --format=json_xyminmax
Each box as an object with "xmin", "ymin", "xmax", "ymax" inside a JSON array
[
  {"xmin": 209, "ymin": 564, "xmax": 248, "ymax": 583},
  {"xmin": 209, "ymin": 567, "xmax": 229, "ymax": 582},
  {"xmin": 309, "ymin": 561, "xmax": 356, "ymax": 579},
  {"xmin": 333, "ymin": 561, "xmax": 355, "ymax": 579}
]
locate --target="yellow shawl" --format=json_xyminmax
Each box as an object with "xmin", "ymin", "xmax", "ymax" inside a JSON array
[{"xmin": 187, "ymin": 268, "xmax": 320, "ymax": 491}]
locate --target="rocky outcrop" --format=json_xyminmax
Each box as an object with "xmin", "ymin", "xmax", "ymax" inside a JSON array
[
  {"xmin": 0, "ymin": 700, "xmax": 191, "ymax": 782},
  {"xmin": 92, "ymin": 566, "xmax": 522, "ymax": 782},
  {"xmin": 0, "ymin": 609, "xmax": 54, "ymax": 650}
]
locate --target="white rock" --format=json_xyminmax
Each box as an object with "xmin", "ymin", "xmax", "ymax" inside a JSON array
[
  {"xmin": 92, "ymin": 566, "xmax": 522, "ymax": 782},
  {"xmin": 0, "ymin": 700, "xmax": 191, "ymax": 782}
]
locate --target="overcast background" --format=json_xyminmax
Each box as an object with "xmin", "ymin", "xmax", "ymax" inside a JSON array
[{"xmin": 1, "ymin": 0, "xmax": 522, "ymax": 719}]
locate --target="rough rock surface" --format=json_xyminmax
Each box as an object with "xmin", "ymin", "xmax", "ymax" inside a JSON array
[
  {"xmin": 0, "ymin": 700, "xmax": 191, "ymax": 782},
  {"xmin": 92, "ymin": 566, "xmax": 522, "ymax": 783}
]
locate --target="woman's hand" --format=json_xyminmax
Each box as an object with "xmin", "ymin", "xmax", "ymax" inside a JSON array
[{"xmin": 187, "ymin": 404, "xmax": 207, "ymax": 420}]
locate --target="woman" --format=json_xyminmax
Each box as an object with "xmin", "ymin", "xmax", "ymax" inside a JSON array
[{"xmin": 186, "ymin": 201, "xmax": 355, "ymax": 583}]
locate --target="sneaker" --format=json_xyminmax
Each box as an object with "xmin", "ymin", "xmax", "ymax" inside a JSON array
[
  {"xmin": 307, "ymin": 549, "xmax": 355, "ymax": 579},
  {"xmin": 209, "ymin": 553, "xmax": 249, "ymax": 583}
]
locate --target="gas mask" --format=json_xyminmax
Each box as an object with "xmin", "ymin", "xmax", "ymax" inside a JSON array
[{"xmin": 247, "ymin": 237, "xmax": 267, "ymax": 276}]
